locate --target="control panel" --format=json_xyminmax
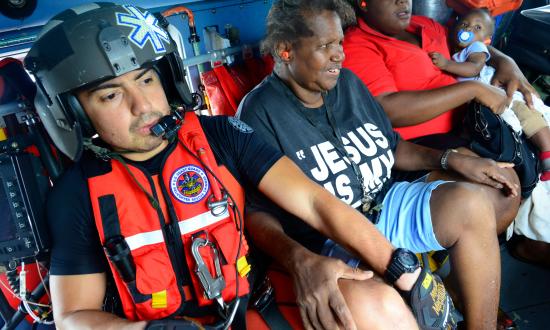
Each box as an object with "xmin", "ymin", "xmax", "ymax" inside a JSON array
[{"xmin": 0, "ymin": 153, "xmax": 49, "ymax": 267}]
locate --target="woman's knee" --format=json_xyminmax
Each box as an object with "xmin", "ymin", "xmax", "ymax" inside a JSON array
[
  {"xmin": 431, "ymin": 182, "xmax": 497, "ymax": 245},
  {"xmin": 442, "ymin": 147, "xmax": 520, "ymax": 232},
  {"xmin": 339, "ymin": 279, "xmax": 417, "ymax": 329}
]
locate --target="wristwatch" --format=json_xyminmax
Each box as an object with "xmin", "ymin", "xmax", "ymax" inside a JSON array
[{"xmin": 385, "ymin": 248, "xmax": 420, "ymax": 284}]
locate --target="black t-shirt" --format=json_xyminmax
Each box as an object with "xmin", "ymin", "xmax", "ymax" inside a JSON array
[
  {"xmin": 47, "ymin": 115, "xmax": 282, "ymax": 275},
  {"xmin": 237, "ymin": 69, "xmax": 400, "ymax": 253}
]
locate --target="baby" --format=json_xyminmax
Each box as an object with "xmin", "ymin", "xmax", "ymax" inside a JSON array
[{"xmin": 430, "ymin": 8, "xmax": 550, "ymax": 181}]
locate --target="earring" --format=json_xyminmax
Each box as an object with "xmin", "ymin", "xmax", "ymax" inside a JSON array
[
  {"xmin": 360, "ymin": 0, "xmax": 367, "ymax": 8},
  {"xmin": 281, "ymin": 51, "xmax": 290, "ymax": 60}
]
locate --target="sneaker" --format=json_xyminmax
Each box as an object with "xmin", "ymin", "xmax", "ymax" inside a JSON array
[{"xmin": 405, "ymin": 268, "xmax": 459, "ymax": 330}]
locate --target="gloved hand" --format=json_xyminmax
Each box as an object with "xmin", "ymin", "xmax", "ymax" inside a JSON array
[
  {"xmin": 404, "ymin": 268, "xmax": 460, "ymax": 330},
  {"xmin": 145, "ymin": 319, "xmax": 206, "ymax": 330}
]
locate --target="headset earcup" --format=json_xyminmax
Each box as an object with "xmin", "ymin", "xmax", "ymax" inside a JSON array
[
  {"xmin": 66, "ymin": 94, "xmax": 96, "ymax": 138},
  {"xmin": 156, "ymin": 55, "xmax": 194, "ymax": 107},
  {"xmin": 169, "ymin": 54, "xmax": 194, "ymax": 107}
]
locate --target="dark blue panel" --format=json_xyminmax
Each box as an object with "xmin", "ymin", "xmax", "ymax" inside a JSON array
[
  {"xmin": 0, "ymin": 0, "xmax": 199, "ymax": 32},
  {"xmin": 0, "ymin": 0, "xmax": 272, "ymax": 58}
]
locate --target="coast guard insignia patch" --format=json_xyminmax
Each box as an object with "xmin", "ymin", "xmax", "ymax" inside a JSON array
[{"xmin": 170, "ymin": 165, "xmax": 209, "ymax": 204}]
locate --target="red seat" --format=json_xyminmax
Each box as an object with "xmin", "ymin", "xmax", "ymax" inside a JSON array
[
  {"xmin": 246, "ymin": 267, "xmax": 304, "ymax": 329},
  {"xmin": 446, "ymin": 0, "xmax": 523, "ymax": 16},
  {"xmin": 200, "ymin": 55, "xmax": 274, "ymax": 117}
]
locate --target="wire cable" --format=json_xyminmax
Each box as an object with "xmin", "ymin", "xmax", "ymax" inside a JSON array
[{"xmin": 177, "ymin": 137, "xmax": 245, "ymax": 330}]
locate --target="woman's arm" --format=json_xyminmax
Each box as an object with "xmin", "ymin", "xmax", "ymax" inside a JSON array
[
  {"xmin": 393, "ymin": 140, "xmax": 518, "ymax": 196},
  {"xmin": 375, "ymin": 80, "xmax": 508, "ymax": 126},
  {"xmin": 487, "ymin": 46, "xmax": 539, "ymax": 108}
]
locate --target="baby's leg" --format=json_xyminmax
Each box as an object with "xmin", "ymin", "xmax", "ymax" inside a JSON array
[
  {"xmin": 510, "ymin": 101, "xmax": 550, "ymax": 181},
  {"xmin": 510, "ymin": 100, "xmax": 548, "ymax": 140},
  {"xmin": 500, "ymin": 108, "xmax": 522, "ymax": 134},
  {"xmin": 530, "ymin": 129, "xmax": 550, "ymax": 156},
  {"xmin": 511, "ymin": 90, "xmax": 550, "ymax": 123}
]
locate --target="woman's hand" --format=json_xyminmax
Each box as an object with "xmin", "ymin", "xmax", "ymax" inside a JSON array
[
  {"xmin": 447, "ymin": 152, "xmax": 519, "ymax": 197},
  {"xmin": 473, "ymin": 81, "xmax": 508, "ymax": 114},
  {"xmin": 290, "ymin": 249, "xmax": 373, "ymax": 330},
  {"xmin": 490, "ymin": 51, "xmax": 539, "ymax": 108}
]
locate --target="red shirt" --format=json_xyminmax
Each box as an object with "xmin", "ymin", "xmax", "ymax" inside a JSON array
[{"xmin": 343, "ymin": 16, "xmax": 459, "ymax": 140}]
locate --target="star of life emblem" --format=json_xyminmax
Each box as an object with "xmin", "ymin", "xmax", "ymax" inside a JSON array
[{"xmin": 116, "ymin": 5, "xmax": 170, "ymax": 53}]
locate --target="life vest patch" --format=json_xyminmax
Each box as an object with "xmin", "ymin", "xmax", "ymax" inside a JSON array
[
  {"xmin": 170, "ymin": 165, "xmax": 210, "ymax": 203},
  {"xmin": 228, "ymin": 117, "xmax": 254, "ymax": 133},
  {"xmin": 115, "ymin": 5, "xmax": 170, "ymax": 54}
]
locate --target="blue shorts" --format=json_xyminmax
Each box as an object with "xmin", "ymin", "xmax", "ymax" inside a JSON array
[
  {"xmin": 375, "ymin": 178, "xmax": 448, "ymax": 253},
  {"xmin": 321, "ymin": 178, "xmax": 448, "ymax": 263}
]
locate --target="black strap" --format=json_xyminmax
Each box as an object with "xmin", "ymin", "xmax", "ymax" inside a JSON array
[
  {"xmin": 257, "ymin": 298, "xmax": 292, "ymax": 330},
  {"xmin": 251, "ymin": 276, "xmax": 292, "ymax": 330},
  {"xmin": 99, "ymin": 195, "xmax": 153, "ymax": 304},
  {"xmin": 99, "ymin": 194, "xmax": 122, "ymax": 238},
  {"xmin": 127, "ymin": 281, "xmax": 152, "ymax": 304},
  {"xmin": 229, "ymin": 296, "xmax": 250, "ymax": 330}
]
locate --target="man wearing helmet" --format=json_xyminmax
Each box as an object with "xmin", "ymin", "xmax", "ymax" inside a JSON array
[{"xmin": 26, "ymin": 3, "xmax": 456, "ymax": 329}]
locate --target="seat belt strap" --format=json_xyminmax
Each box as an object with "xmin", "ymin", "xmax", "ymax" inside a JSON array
[
  {"xmin": 257, "ymin": 297, "xmax": 293, "ymax": 330},
  {"xmin": 252, "ymin": 277, "xmax": 293, "ymax": 330}
]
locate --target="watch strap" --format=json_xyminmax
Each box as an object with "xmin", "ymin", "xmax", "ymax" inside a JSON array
[{"xmin": 385, "ymin": 260, "xmax": 403, "ymax": 284}]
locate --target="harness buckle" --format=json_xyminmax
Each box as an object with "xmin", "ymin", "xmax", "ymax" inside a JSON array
[
  {"xmin": 251, "ymin": 277, "xmax": 274, "ymax": 313},
  {"xmin": 207, "ymin": 191, "xmax": 228, "ymax": 217},
  {"xmin": 191, "ymin": 237, "xmax": 226, "ymax": 310}
]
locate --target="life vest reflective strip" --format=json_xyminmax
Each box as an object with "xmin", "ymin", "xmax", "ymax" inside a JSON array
[
  {"xmin": 125, "ymin": 209, "xmax": 230, "ymax": 250},
  {"xmin": 88, "ymin": 112, "xmax": 249, "ymax": 321}
]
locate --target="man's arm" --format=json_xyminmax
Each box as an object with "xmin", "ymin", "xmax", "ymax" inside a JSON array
[
  {"xmin": 375, "ymin": 79, "xmax": 507, "ymax": 126},
  {"xmin": 430, "ymin": 51, "xmax": 487, "ymax": 78},
  {"xmin": 245, "ymin": 210, "xmax": 372, "ymax": 330},
  {"xmin": 257, "ymin": 157, "xmax": 391, "ymax": 273},
  {"xmin": 487, "ymin": 46, "xmax": 539, "ymax": 107},
  {"xmin": 50, "ymin": 273, "xmax": 147, "ymax": 330},
  {"xmin": 256, "ymin": 156, "xmax": 420, "ymax": 291}
]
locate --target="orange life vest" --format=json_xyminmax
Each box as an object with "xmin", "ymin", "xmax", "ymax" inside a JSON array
[{"xmin": 88, "ymin": 112, "xmax": 249, "ymax": 321}]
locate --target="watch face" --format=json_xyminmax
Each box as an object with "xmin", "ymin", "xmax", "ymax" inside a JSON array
[{"xmin": 398, "ymin": 250, "xmax": 418, "ymax": 267}]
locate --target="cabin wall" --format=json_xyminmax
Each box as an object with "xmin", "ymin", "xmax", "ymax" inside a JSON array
[{"xmin": 0, "ymin": 0, "xmax": 272, "ymax": 60}]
